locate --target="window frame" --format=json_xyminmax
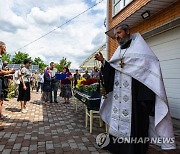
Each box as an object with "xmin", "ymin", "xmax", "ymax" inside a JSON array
[{"xmin": 112, "ymin": 0, "xmax": 133, "ymax": 17}]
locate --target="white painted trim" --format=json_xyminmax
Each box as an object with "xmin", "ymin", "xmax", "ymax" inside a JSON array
[{"xmin": 112, "ymin": 0, "xmax": 133, "ymax": 18}]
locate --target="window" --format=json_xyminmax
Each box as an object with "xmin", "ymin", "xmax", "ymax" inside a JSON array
[{"xmin": 112, "ymin": 0, "xmax": 133, "ymax": 16}]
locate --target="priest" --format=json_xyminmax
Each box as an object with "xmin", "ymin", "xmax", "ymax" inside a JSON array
[{"xmin": 95, "ymin": 24, "xmax": 176, "ymax": 154}]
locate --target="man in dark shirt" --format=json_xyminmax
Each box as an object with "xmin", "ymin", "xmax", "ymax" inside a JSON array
[
  {"xmin": 82, "ymin": 70, "xmax": 90, "ymax": 80},
  {"xmin": 73, "ymin": 69, "xmax": 81, "ymax": 87},
  {"xmin": 0, "ymin": 41, "xmax": 15, "ymax": 131}
]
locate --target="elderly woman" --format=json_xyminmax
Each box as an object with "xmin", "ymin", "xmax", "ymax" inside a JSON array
[
  {"xmin": 60, "ymin": 67, "xmax": 73, "ymax": 104},
  {"xmin": 41, "ymin": 67, "xmax": 51, "ymax": 103},
  {"xmin": 17, "ymin": 59, "xmax": 32, "ymax": 113}
]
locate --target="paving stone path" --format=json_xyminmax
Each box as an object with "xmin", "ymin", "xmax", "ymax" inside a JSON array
[{"xmin": 0, "ymin": 92, "xmax": 179, "ymax": 154}]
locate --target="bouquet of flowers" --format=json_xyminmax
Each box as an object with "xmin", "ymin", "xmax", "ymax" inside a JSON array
[
  {"xmin": 75, "ymin": 77, "xmax": 86, "ymax": 91},
  {"xmin": 76, "ymin": 78, "xmax": 100, "ymax": 96}
]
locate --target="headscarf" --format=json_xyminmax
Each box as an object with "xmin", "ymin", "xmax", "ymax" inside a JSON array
[{"xmin": 44, "ymin": 67, "xmax": 51, "ymax": 77}]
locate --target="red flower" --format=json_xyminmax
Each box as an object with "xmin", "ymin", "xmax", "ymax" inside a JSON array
[
  {"xmin": 85, "ymin": 78, "xmax": 98, "ymax": 85},
  {"xmin": 80, "ymin": 78, "xmax": 98, "ymax": 85},
  {"xmin": 81, "ymin": 81, "xmax": 86, "ymax": 85}
]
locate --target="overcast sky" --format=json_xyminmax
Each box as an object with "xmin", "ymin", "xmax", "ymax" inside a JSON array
[{"xmin": 0, "ymin": 0, "xmax": 106, "ymax": 68}]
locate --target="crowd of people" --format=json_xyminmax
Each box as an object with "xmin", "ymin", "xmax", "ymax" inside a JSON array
[{"xmin": 0, "ymin": 40, "xmax": 100, "ymax": 131}]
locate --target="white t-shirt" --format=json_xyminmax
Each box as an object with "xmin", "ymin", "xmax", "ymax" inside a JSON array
[
  {"xmin": 38, "ymin": 73, "xmax": 44, "ymax": 83},
  {"xmin": 21, "ymin": 67, "xmax": 31, "ymax": 83},
  {"xmin": 50, "ymin": 68, "xmax": 57, "ymax": 77},
  {"xmin": 0, "ymin": 55, "xmax": 2, "ymax": 71},
  {"xmin": 14, "ymin": 70, "xmax": 21, "ymax": 84}
]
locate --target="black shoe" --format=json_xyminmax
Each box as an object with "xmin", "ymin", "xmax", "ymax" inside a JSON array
[
  {"xmin": 55, "ymin": 101, "xmax": 58, "ymax": 103},
  {"xmin": 50, "ymin": 101, "xmax": 53, "ymax": 103}
]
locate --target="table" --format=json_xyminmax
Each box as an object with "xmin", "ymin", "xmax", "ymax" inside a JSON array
[{"xmin": 73, "ymin": 89, "xmax": 103, "ymax": 133}]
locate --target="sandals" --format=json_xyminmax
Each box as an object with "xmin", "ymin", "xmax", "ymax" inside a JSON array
[{"xmin": 0, "ymin": 122, "xmax": 4, "ymax": 131}]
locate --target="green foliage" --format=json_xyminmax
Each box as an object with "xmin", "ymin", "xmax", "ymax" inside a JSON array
[
  {"xmin": 55, "ymin": 57, "xmax": 71, "ymax": 72},
  {"xmin": 12, "ymin": 51, "xmax": 30, "ymax": 64},
  {"xmin": 32, "ymin": 57, "xmax": 47, "ymax": 71},
  {"xmin": 2, "ymin": 51, "xmax": 72, "ymax": 73},
  {"xmin": 2, "ymin": 52, "xmax": 12, "ymax": 64},
  {"xmin": 7, "ymin": 81, "xmax": 16, "ymax": 99},
  {"xmin": 86, "ymin": 84, "xmax": 98, "ymax": 92}
]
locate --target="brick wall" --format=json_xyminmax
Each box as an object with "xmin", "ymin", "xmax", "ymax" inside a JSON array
[
  {"xmin": 108, "ymin": 0, "xmax": 180, "ymax": 59},
  {"xmin": 109, "ymin": 0, "xmax": 150, "ymax": 30},
  {"xmin": 131, "ymin": 1, "xmax": 180, "ymax": 34}
]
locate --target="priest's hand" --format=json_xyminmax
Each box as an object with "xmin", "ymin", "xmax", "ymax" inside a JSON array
[{"xmin": 95, "ymin": 52, "xmax": 104, "ymax": 62}]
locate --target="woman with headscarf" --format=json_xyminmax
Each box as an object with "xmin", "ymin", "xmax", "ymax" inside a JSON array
[
  {"xmin": 60, "ymin": 67, "xmax": 73, "ymax": 104},
  {"xmin": 41, "ymin": 67, "xmax": 51, "ymax": 103},
  {"xmin": 17, "ymin": 59, "xmax": 32, "ymax": 113}
]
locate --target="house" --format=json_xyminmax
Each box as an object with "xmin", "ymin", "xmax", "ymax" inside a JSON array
[
  {"xmin": 80, "ymin": 44, "xmax": 106, "ymax": 70},
  {"xmin": 105, "ymin": 0, "xmax": 180, "ymax": 119}
]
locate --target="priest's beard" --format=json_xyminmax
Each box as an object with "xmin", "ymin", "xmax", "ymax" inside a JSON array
[{"xmin": 117, "ymin": 37, "xmax": 130, "ymax": 46}]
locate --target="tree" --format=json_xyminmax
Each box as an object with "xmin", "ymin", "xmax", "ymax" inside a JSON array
[
  {"xmin": 2, "ymin": 52, "xmax": 12, "ymax": 64},
  {"xmin": 55, "ymin": 57, "xmax": 71, "ymax": 72},
  {"xmin": 12, "ymin": 51, "xmax": 30, "ymax": 64},
  {"xmin": 32, "ymin": 57, "xmax": 47, "ymax": 71}
]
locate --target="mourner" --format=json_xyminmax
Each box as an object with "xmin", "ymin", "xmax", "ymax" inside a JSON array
[
  {"xmin": 49, "ymin": 62, "xmax": 58, "ymax": 103},
  {"xmin": 17, "ymin": 59, "xmax": 32, "ymax": 113},
  {"xmin": 0, "ymin": 41, "xmax": 15, "ymax": 130}
]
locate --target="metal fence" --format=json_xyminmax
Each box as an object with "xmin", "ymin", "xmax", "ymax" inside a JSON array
[{"xmin": 8, "ymin": 64, "xmax": 39, "ymax": 72}]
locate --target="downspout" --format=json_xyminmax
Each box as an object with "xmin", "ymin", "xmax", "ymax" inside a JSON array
[{"xmin": 105, "ymin": 0, "xmax": 109, "ymax": 60}]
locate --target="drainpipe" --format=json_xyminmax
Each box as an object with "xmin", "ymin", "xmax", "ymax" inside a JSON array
[{"xmin": 105, "ymin": 0, "xmax": 109, "ymax": 60}]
